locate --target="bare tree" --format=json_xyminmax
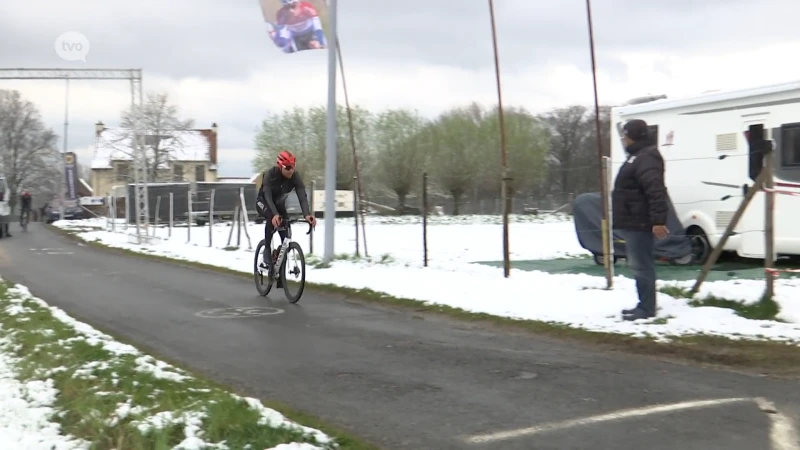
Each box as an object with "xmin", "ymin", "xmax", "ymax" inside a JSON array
[
  {"xmin": 539, "ymin": 105, "xmax": 593, "ymax": 198},
  {"xmin": 373, "ymin": 108, "xmax": 427, "ymax": 212},
  {"xmin": 108, "ymin": 91, "xmax": 194, "ymax": 182},
  {"xmin": 428, "ymin": 104, "xmax": 484, "ymax": 215},
  {"xmin": 479, "ymin": 105, "xmax": 550, "ymax": 197},
  {"xmin": 0, "ymin": 89, "xmax": 60, "ymax": 212},
  {"xmin": 252, "ymin": 104, "xmax": 373, "ymax": 190}
]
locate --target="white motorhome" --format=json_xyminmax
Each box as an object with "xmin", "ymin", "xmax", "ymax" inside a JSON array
[{"xmin": 610, "ymin": 81, "xmax": 800, "ymax": 261}]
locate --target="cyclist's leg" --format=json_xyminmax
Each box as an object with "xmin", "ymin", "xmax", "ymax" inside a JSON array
[
  {"xmin": 264, "ymin": 209, "xmax": 275, "ymax": 265},
  {"xmin": 276, "ymin": 201, "xmax": 289, "ymax": 243}
]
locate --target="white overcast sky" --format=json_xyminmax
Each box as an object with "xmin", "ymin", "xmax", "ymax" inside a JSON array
[{"xmin": 1, "ymin": 0, "xmax": 799, "ymax": 178}]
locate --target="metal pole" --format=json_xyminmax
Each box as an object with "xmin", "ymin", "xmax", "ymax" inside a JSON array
[
  {"xmin": 585, "ymin": 0, "xmax": 612, "ymax": 288},
  {"xmin": 130, "ymin": 78, "xmax": 141, "ymax": 242},
  {"xmin": 60, "ymin": 78, "xmax": 70, "ymax": 221},
  {"xmin": 323, "ymin": 0, "xmax": 339, "ymax": 263},
  {"xmin": 337, "ymin": 39, "xmax": 368, "ymax": 257},
  {"xmin": 488, "ymin": 0, "xmax": 510, "ymax": 278},
  {"xmin": 423, "ymin": 172, "xmax": 428, "ymax": 267}
]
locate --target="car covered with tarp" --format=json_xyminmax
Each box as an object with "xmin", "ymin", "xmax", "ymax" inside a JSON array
[{"xmin": 572, "ymin": 192, "xmax": 708, "ymax": 266}]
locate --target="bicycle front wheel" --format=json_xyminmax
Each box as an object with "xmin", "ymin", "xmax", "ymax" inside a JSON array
[
  {"xmin": 281, "ymin": 241, "xmax": 306, "ymax": 303},
  {"xmin": 253, "ymin": 239, "xmax": 273, "ymax": 296}
]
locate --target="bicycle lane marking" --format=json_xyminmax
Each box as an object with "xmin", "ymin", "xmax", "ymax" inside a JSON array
[{"xmin": 461, "ymin": 397, "xmax": 799, "ymax": 449}]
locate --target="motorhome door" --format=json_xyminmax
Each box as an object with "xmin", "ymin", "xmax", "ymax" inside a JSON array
[{"xmin": 738, "ymin": 118, "xmax": 769, "ymax": 258}]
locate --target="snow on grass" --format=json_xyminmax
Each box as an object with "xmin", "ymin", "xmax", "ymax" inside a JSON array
[
  {"xmin": 0, "ymin": 280, "xmax": 335, "ymax": 450},
  {"xmin": 57, "ymin": 216, "xmax": 800, "ymax": 345}
]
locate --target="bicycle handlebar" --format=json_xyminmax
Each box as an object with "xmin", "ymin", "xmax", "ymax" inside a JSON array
[{"xmin": 281, "ymin": 217, "xmax": 315, "ymax": 235}]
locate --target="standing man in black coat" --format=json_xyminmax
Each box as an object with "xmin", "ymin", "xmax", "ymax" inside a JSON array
[{"xmin": 612, "ymin": 119, "xmax": 670, "ymax": 321}]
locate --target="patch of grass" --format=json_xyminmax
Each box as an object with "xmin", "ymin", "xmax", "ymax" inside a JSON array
[
  {"xmin": 659, "ymin": 286, "xmax": 781, "ymax": 321},
  {"xmin": 305, "ymin": 251, "xmax": 395, "ymax": 269},
  {"xmin": 48, "ymin": 224, "xmax": 800, "ymax": 376},
  {"xmin": 0, "ymin": 281, "xmax": 378, "ymax": 449},
  {"xmin": 223, "ymin": 246, "xmax": 238, "ymax": 251}
]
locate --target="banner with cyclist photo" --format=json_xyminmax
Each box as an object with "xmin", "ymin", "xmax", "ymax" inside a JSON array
[
  {"xmin": 258, "ymin": 0, "xmax": 330, "ymax": 54},
  {"xmin": 64, "ymin": 151, "xmax": 78, "ymax": 201}
]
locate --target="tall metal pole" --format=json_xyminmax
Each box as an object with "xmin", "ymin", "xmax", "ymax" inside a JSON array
[
  {"xmin": 60, "ymin": 78, "xmax": 70, "ymax": 220},
  {"xmin": 337, "ymin": 38, "xmax": 368, "ymax": 257},
  {"xmin": 323, "ymin": 0, "xmax": 339, "ymax": 263},
  {"xmin": 585, "ymin": 0, "xmax": 613, "ymax": 288},
  {"xmin": 488, "ymin": 0, "xmax": 510, "ymax": 278}
]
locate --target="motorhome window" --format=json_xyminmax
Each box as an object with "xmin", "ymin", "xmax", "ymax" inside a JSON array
[
  {"xmin": 780, "ymin": 123, "xmax": 800, "ymax": 167},
  {"xmin": 647, "ymin": 125, "xmax": 659, "ymax": 147},
  {"xmin": 748, "ymin": 124, "xmax": 764, "ymax": 181}
]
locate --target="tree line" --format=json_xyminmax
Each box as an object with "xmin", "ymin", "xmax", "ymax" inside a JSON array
[
  {"xmin": 0, "ymin": 89, "xmax": 200, "ymax": 212},
  {"xmin": 0, "ymin": 87, "xmax": 614, "ymax": 215},
  {"xmin": 0, "ymin": 89, "xmax": 63, "ymax": 211},
  {"xmin": 252, "ymin": 102, "xmax": 613, "ymax": 214}
]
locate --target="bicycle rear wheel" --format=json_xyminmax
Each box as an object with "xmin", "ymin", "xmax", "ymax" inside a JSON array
[
  {"xmin": 281, "ymin": 241, "xmax": 306, "ymax": 303},
  {"xmin": 253, "ymin": 239, "xmax": 274, "ymax": 296}
]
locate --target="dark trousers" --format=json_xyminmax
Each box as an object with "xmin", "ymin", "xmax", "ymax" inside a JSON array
[
  {"xmin": 263, "ymin": 203, "xmax": 288, "ymax": 263},
  {"xmin": 620, "ymin": 230, "xmax": 657, "ymax": 315}
]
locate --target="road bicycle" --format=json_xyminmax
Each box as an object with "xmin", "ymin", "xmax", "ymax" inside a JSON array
[
  {"xmin": 254, "ymin": 216, "xmax": 313, "ymax": 303},
  {"xmin": 19, "ymin": 209, "xmax": 29, "ymax": 232}
]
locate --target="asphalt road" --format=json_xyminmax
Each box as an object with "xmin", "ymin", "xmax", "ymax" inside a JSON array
[{"xmin": 1, "ymin": 223, "xmax": 799, "ymax": 449}]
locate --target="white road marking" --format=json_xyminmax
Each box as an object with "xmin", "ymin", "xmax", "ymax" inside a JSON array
[
  {"xmin": 462, "ymin": 397, "xmax": 754, "ymax": 444},
  {"xmin": 755, "ymin": 397, "xmax": 800, "ymax": 450}
]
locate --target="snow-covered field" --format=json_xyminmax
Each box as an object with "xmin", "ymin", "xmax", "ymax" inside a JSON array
[
  {"xmin": 0, "ymin": 280, "xmax": 334, "ymax": 449},
  {"xmin": 55, "ymin": 215, "xmax": 800, "ymax": 344}
]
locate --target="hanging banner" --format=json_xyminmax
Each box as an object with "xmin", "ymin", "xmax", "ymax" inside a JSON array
[
  {"xmin": 258, "ymin": 0, "xmax": 329, "ymax": 54},
  {"xmin": 64, "ymin": 152, "xmax": 78, "ymax": 201}
]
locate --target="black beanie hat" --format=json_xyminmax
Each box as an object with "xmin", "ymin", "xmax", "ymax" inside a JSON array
[{"xmin": 623, "ymin": 119, "xmax": 648, "ymax": 142}]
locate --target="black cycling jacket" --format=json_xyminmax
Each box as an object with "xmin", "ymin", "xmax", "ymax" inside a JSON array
[{"xmin": 256, "ymin": 166, "xmax": 311, "ymax": 217}]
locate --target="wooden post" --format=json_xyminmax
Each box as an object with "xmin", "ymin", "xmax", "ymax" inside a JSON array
[
  {"xmin": 209, "ymin": 189, "xmax": 215, "ymax": 247},
  {"xmin": 602, "ymin": 156, "xmax": 614, "ymax": 288},
  {"xmin": 227, "ymin": 204, "xmax": 238, "ymax": 246},
  {"xmin": 168, "ymin": 192, "xmax": 173, "ymax": 238},
  {"xmin": 488, "ymin": 0, "xmax": 510, "ymax": 278},
  {"xmin": 154, "ymin": 195, "xmax": 161, "ymax": 237},
  {"xmin": 309, "ymin": 180, "xmax": 315, "ymax": 255},
  {"xmin": 764, "ymin": 141, "xmax": 775, "ymax": 299},
  {"xmin": 187, "ymin": 188, "xmax": 192, "ymax": 243},
  {"xmin": 236, "ymin": 188, "xmax": 252, "ymax": 249},
  {"xmin": 353, "ymin": 176, "xmax": 359, "ymax": 256},
  {"xmin": 423, "ymin": 172, "xmax": 429, "ymax": 267},
  {"xmin": 691, "ymin": 168, "xmax": 769, "ymax": 294}
]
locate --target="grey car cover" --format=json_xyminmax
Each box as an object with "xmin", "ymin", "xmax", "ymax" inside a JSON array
[{"xmin": 572, "ymin": 192, "xmax": 692, "ymax": 260}]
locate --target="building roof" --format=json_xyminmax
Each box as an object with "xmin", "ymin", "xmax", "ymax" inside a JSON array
[
  {"xmin": 91, "ymin": 126, "xmax": 217, "ymax": 170},
  {"xmin": 79, "ymin": 178, "xmax": 93, "ymax": 194}
]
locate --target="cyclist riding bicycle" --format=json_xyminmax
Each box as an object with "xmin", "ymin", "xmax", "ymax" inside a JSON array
[
  {"xmin": 19, "ymin": 190, "xmax": 32, "ymax": 225},
  {"xmin": 255, "ymin": 150, "xmax": 316, "ymax": 273}
]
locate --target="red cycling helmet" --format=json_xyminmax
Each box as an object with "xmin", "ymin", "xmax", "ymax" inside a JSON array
[{"xmin": 276, "ymin": 150, "xmax": 296, "ymax": 168}]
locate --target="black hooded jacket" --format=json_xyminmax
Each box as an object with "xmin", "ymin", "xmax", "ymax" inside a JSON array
[{"xmin": 611, "ymin": 140, "xmax": 668, "ymax": 231}]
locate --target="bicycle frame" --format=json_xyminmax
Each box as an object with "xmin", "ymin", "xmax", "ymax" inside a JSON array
[{"xmin": 269, "ymin": 217, "xmax": 313, "ymax": 276}]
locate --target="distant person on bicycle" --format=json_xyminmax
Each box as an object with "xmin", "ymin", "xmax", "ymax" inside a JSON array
[
  {"xmin": 256, "ymin": 150, "xmax": 315, "ymax": 269},
  {"xmin": 19, "ymin": 190, "xmax": 32, "ymax": 225}
]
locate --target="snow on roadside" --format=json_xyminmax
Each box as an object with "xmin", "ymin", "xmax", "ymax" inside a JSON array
[
  {"xmin": 56, "ymin": 217, "xmax": 800, "ymax": 345},
  {"xmin": 0, "ymin": 280, "xmax": 334, "ymax": 449}
]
